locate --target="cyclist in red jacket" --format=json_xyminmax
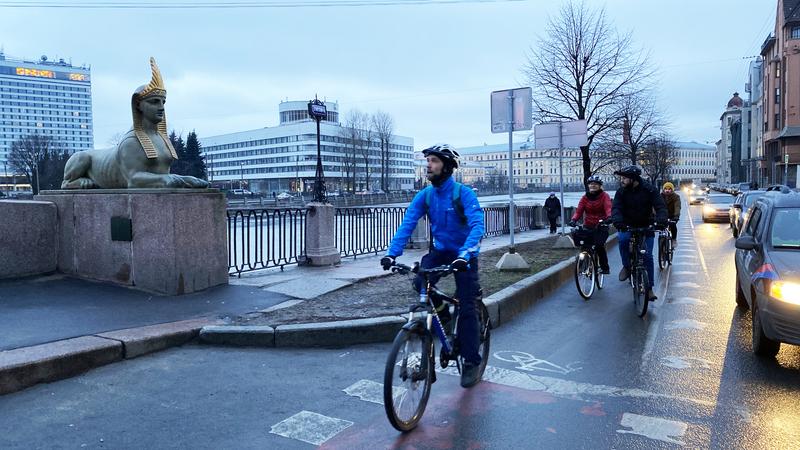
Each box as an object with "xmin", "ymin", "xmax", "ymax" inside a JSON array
[{"xmin": 568, "ymin": 175, "xmax": 612, "ymax": 274}]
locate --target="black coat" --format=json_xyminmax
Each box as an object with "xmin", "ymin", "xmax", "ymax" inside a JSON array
[
  {"xmin": 611, "ymin": 180, "xmax": 668, "ymax": 228},
  {"xmin": 544, "ymin": 196, "xmax": 561, "ymax": 219}
]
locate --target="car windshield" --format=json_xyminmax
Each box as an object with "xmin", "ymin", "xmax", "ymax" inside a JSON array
[
  {"xmin": 771, "ymin": 208, "xmax": 800, "ymax": 248},
  {"xmin": 744, "ymin": 193, "xmax": 765, "ymax": 207},
  {"xmin": 707, "ymin": 196, "xmax": 732, "ymax": 205}
]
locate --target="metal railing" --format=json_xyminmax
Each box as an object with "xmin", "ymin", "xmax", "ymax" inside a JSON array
[
  {"xmin": 335, "ymin": 206, "xmax": 406, "ymax": 258},
  {"xmin": 227, "ymin": 208, "xmax": 307, "ymax": 275},
  {"xmin": 227, "ymin": 203, "xmax": 555, "ymax": 275}
]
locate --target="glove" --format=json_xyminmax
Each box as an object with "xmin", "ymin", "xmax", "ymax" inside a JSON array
[
  {"xmin": 568, "ymin": 220, "xmax": 577, "ymax": 227},
  {"xmin": 380, "ymin": 255, "xmax": 395, "ymax": 271},
  {"xmin": 451, "ymin": 258, "xmax": 469, "ymax": 272},
  {"xmin": 614, "ymin": 223, "xmax": 628, "ymax": 232}
]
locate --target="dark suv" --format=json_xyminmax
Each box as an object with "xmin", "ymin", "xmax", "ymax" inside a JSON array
[
  {"xmin": 729, "ymin": 190, "xmax": 766, "ymax": 238},
  {"xmin": 734, "ymin": 187, "xmax": 800, "ymax": 357}
]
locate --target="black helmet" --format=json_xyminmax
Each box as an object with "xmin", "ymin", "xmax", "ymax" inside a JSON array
[
  {"xmin": 614, "ymin": 165, "xmax": 642, "ymax": 179},
  {"xmin": 586, "ymin": 175, "xmax": 603, "ymax": 185},
  {"xmin": 422, "ymin": 143, "xmax": 460, "ymax": 169}
]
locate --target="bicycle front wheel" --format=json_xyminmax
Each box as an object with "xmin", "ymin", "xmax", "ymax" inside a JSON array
[
  {"xmin": 658, "ymin": 239, "xmax": 668, "ymax": 270},
  {"xmin": 574, "ymin": 252, "xmax": 595, "ymax": 300},
  {"xmin": 384, "ymin": 328, "xmax": 433, "ymax": 432},
  {"xmin": 633, "ymin": 268, "xmax": 649, "ymax": 318}
]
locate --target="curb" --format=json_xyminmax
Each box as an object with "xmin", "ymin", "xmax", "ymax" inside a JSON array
[
  {"xmin": 0, "ymin": 318, "xmax": 217, "ymax": 396},
  {"xmin": 199, "ymin": 234, "xmax": 619, "ymax": 348}
]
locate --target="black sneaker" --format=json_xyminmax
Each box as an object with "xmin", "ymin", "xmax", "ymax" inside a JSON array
[
  {"xmin": 646, "ymin": 289, "xmax": 658, "ymax": 302},
  {"xmin": 460, "ymin": 362, "xmax": 481, "ymax": 388},
  {"xmin": 618, "ymin": 267, "xmax": 630, "ymax": 281},
  {"xmin": 601, "ymin": 266, "xmax": 610, "ymax": 274}
]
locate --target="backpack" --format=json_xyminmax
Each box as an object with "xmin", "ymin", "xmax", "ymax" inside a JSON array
[{"xmin": 423, "ymin": 182, "xmax": 467, "ymax": 225}]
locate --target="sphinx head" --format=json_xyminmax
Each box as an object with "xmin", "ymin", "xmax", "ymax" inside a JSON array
[{"xmin": 129, "ymin": 57, "xmax": 177, "ymax": 160}]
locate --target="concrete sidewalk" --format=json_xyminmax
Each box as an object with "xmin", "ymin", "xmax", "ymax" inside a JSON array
[{"xmin": 0, "ymin": 226, "xmax": 574, "ymax": 396}]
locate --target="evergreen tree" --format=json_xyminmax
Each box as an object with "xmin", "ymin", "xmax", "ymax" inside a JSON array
[
  {"xmin": 184, "ymin": 131, "xmax": 208, "ymax": 180},
  {"xmin": 169, "ymin": 130, "xmax": 189, "ymax": 175}
]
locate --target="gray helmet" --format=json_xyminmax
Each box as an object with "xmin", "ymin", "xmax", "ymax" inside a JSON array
[{"xmin": 586, "ymin": 175, "xmax": 603, "ymax": 185}]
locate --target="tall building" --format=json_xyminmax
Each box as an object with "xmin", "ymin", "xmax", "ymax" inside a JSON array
[
  {"xmin": 0, "ymin": 51, "xmax": 93, "ymax": 174},
  {"xmin": 202, "ymin": 100, "xmax": 415, "ymax": 193},
  {"xmin": 718, "ymin": 93, "xmax": 748, "ymax": 184},
  {"xmin": 667, "ymin": 141, "xmax": 716, "ymax": 183},
  {"xmin": 760, "ymin": 0, "xmax": 800, "ymax": 187},
  {"xmin": 745, "ymin": 59, "xmax": 764, "ymax": 185}
]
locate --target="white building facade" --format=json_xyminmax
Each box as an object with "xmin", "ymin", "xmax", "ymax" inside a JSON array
[
  {"xmin": 0, "ymin": 51, "xmax": 93, "ymax": 173},
  {"xmin": 667, "ymin": 141, "xmax": 717, "ymax": 183},
  {"xmin": 202, "ymin": 100, "xmax": 415, "ymax": 193}
]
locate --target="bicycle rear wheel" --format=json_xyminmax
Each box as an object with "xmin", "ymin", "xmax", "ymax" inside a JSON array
[
  {"xmin": 594, "ymin": 252, "xmax": 605, "ymax": 289},
  {"xmin": 574, "ymin": 252, "xmax": 596, "ymax": 300},
  {"xmin": 384, "ymin": 328, "xmax": 433, "ymax": 432},
  {"xmin": 633, "ymin": 268, "xmax": 649, "ymax": 318},
  {"xmin": 476, "ymin": 301, "xmax": 491, "ymax": 378}
]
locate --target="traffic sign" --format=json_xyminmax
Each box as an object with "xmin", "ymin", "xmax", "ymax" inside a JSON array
[{"xmin": 490, "ymin": 87, "xmax": 532, "ymax": 133}]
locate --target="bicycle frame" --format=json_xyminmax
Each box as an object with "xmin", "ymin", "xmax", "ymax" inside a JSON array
[{"xmin": 395, "ymin": 263, "xmax": 458, "ymax": 356}]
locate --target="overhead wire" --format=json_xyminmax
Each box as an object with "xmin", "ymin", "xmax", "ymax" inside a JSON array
[{"xmin": 0, "ymin": 0, "xmax": 530, "ymax": 8}]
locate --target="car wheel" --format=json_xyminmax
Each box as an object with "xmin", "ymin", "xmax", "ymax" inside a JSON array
[
  {"xmin": 735, "ymin": 271, "xmax": 748, "ymax": 310},
  {"xmin": 752, "ymin": 300, "xmax": 780, "ymax": 357}
]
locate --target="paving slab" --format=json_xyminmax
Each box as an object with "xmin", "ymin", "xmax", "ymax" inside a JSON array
[{"xmin": 263, "ymin": 278, "xmax": 350, "ymax": 299}]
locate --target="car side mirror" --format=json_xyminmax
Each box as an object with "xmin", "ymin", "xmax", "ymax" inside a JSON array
[
  {"xmin": 733, "ymin": 204, "xmax": 742, "ymax": 210},
  {"xmin": 735, "ymin": 235, "xmax": 758, "ymax": 251}
]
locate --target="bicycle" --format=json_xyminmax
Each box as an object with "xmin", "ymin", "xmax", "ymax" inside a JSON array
[
  {"xmin": 383, "ymin": 261, "xmax": 491, "ymax": 432},
  {"xmin": 569, "ymin": 223, "xmax": 608, "ymax": 300},
  {"xmin": 658, "ymin": 219, "xmax": 677, "ymax": 270},
  {"xmin": 621, "ymin": 225, "xmax": 655, "ymax": 318}
]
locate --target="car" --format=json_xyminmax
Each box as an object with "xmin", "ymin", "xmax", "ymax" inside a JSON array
[
  {"xmin": 734, "ymin": 188, "xmax": 800, "ymax": 357},
  {"xmin": 689, "ymin": 189, "xmax": 707, "ymax": 205},
  {"xmin": 276, "ymin": 192, "xmax": 293, "ymax": 200},
  {"xmin": 730, "ymin": 190, "xmax": 766, "ymax": 238},
  {"xmin": 231, "ymin": 188, "xmax": 253, "ymax": 196},
  {"xmin": 702, "ymin": 194, "xmax": 734, "ymax": 222}
]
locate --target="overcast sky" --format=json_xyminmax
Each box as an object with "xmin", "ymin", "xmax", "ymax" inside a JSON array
[{"xmin": 0, "ymin": 0, "xmax": 778, "ymax": 150}]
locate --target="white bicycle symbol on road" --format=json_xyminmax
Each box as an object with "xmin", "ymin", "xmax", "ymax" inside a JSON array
[{"xmin": 493, "ymin": 350, "xmax": 583, "ymax": 375}]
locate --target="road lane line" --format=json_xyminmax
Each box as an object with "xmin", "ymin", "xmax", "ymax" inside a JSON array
[
  {"xmin": 617, "ymin": 413, "xmax": 688, "ymax": 446},
  {"xmin": 343, "ymin": 379, "xmax": 384, "ymax": 405},
  {"xmin": 685, "ymin": 204, "xmax": 710, "ymax": 280}
]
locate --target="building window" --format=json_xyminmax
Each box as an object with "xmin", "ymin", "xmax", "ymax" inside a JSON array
[
  {"xmin": 775, "ymin": 87, "xmax": 780, "ymax": 105},
  {"xmin": 775, "ymin": 113, "xmax": 781, "ymax": 129},
  {"xmin": 792, "ymin": 26, "xmax": 800, "ymax": 39}
]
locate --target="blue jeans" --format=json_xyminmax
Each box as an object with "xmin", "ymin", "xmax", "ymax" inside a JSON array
[
  {"xmin": 617, "ymin": 231, "xmax": 655, "ymax": 289},
  {"xmin": 413, "ymin": 249, "xmax": 481, "ymax": 366}
]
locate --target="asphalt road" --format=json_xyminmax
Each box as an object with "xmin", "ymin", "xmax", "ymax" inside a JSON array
[{"xmin": 1, "ymin": 198, "xmax": 799, "ymax": 449}]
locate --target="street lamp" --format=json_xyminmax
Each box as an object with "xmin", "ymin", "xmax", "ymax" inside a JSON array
[{"xmin": 308, "ymin": 97, "xmax": 328, "ymax": 203}]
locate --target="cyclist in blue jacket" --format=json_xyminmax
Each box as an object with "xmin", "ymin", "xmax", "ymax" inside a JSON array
[{"xmin": 380, "ymin": 144, "xmax": 485, "ymax": 388}]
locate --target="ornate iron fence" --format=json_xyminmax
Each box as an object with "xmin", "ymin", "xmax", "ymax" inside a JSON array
[
  {"xmin": 335, "ymin": 206, "xmax": 407, "ymax": 258},
  {"xmin": 227, "ymin": 208, "xmax": 307, "ymax": 275},
  {"xmin": 227, "ymin": 204, "xmax": 548, "ymax": 275}
]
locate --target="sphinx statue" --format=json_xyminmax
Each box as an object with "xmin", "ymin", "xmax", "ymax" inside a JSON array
[{"xmin": 62, "ymin": 58, "xmax": 210, "ymax": 189}]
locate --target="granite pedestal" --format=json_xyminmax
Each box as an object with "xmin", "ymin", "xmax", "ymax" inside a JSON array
[{"xmin": 36, "ymin": 189, "xmax": 228, "ymax": 295}]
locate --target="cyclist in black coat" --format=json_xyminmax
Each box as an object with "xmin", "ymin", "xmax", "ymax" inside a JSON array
[{"xmin": 611, "ymin": 165, "xmax": 668, "ymax": 301}]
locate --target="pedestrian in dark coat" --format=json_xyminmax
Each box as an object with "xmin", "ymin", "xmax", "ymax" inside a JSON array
[{"xmin": 544, "ymin": 192, "xmax": 561, "ymax": 234}]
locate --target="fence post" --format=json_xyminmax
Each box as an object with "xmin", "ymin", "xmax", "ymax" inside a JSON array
[
  {"xmin": 532, "ymin": 204, "xmax": 546, "ymax": 229},
  {"xmin": 408, "ymin": 216, "xmax": 430, "ymax": 249},
  {"xmin": 304, "ymin": 203, "xmax": 341, "ymax": 266}
]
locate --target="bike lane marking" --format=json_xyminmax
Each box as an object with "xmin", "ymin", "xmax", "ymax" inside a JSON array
[
  {"xmin": 269, "ymin": 410, "xmax": 353, "ymax": 446},
  {"xmin": 617, "ymin": 413, "xmax": 688, "ymax": 446}
]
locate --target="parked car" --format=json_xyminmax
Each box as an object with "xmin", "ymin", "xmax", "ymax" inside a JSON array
[
  {"xmin": 730, "ymin": 190, "xmax": 766, "ymax": 238},
  {"xmin": 276, "ymin": 192, "xmax": 293, "ymax": 200},
  {"xmin": 702, "ymin": 194, "xmax": 734, "ymax": 222},
  {"xmin": 734, "ymin": 188, "xmax": 800, "ymax": 357},
  {"xmin": 230, "ymin": 188, "xmax": 253, "ymax": 196}
]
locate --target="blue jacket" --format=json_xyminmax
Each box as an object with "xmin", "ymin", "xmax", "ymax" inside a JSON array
[{"xmin": 387, "ymin": 177, "xmax": 485, "ymax": 260}]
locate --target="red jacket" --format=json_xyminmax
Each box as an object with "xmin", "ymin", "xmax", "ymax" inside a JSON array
[{"xmin": 571, "ymin": 191, "xmax": 612, "ymax": 228}]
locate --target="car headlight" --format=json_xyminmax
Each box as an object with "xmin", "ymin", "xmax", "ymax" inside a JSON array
[
  {"xmin": 770, "ymin": 281, "xmax": 800, "ymax": 305},
  {"xmin": 703, "ymin": 205, "xmax": 714, "ymax": 214}
]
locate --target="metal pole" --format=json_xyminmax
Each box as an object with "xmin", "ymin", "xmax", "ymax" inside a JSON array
[
  {"xmin": 558, "ymin": 122, "xmax": 565, "ymax": 235},
  {"xmin": 784, "ymin": 152, "xmax": 789, "ymax": 185},
  {"xmin": 507, "ymin": 90, "xmax": 515, "ymax": 252}
]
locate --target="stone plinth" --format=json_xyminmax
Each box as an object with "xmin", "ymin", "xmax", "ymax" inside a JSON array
[
  {"xmin": 0, "ymin": 200, "xmax": 57, "ymax": 279},
  {"xmin": 304, "ymin": 202, "xmax": 341, "ymax": 266},
  {"xmin": 408, "ymin": 217, "xmax": 430, "ymax": 249},
  {"xmin": 36, "ymin": 189, "xmax": 228, "ymax": 295}
]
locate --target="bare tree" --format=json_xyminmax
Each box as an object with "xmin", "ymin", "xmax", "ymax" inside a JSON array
[
  {"xmin": 371, "ymin": 111, "xmax": 394, "ymax": 192},
  {"xmin": 339, "ymin": 111, "xmax": 362, "ymax": 193},
  {"xmin": 523, "ymin": 0, "xmax": 653, "ymax": 185},
  {"xmin": 8, "ymin": 133, "xmax": 62, "ymax": 194},
  {"xmin": 639, "ymin": 134, "xmax": 678, "ymax": 186},
  {"xmin": 106, "ymin": 132, "xmax": 125, "ymax": 148},
  {"xmin": 359, "ymin": 113, "xmax": 374, "ymax": 191}
]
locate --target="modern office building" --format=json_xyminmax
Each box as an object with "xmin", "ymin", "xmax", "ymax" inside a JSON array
[
  {"xmin": 0, "ymin": 51, "xmax": 93, "ymax": 178},
  {"xmin": 201, "ymin": 100, "xmax": 415, "ymax": 194}
]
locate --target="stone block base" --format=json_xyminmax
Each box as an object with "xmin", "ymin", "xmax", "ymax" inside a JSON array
[
  {"xmin": 0, "ymin": 201, "xmax": 57, "ymax": 279},
  {"xmin": 37, "ymin": 189, "xmax": 228, "ymax": 295}
]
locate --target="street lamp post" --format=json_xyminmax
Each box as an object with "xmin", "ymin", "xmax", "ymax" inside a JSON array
[
  {"xmin": 239, "ymin": 161, "xmax": 246, "ymax": 205},
  {"xmin": 308, "ymin": 97, "xmax": 328, "ymax": 203}
]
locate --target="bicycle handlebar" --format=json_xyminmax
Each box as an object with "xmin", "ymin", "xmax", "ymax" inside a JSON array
[{"xmin": 390, "ymin": 261, "xmax": 456, "ymax": 276}]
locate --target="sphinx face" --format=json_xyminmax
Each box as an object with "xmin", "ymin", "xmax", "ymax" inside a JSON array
[{"xmin": 138, "ymin": 95, "xmax": 166, "ymax": 124}]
